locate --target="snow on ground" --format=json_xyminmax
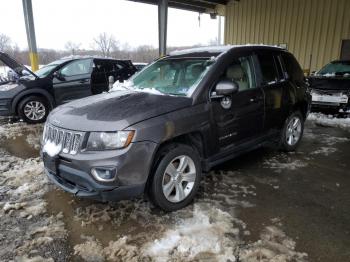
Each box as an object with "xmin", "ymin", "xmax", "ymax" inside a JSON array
[
  {"xmin": 0, "ymin": 150, "xmax": 67, "ymax": 261},
  {"xmin": 263, "ymin": 153, "xmax": 308, "ymax": 173},
  {"xmin": 308, "ymin": 113, "xmax": 350, "ymax": 130},
  {"xmin": 240, "ymin": 222, "xmax": 308, "ymax": 262},
  {"xmin": 0, "ymin": 123, "xmax": 68, "ymax": 261},
  {"xmin": 0, "ymin": 121, "xmax": 43, "ymax": 142},
  {"xmin": 71, "ymin": 170, "xmax": 306, "ymax": 261},
  {"xmin": 0, "ymin": 121, "xmax": 311, "ymax": 261}
]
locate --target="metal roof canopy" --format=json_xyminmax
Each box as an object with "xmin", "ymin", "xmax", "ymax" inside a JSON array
[
  {"xmin": 129, "ymin": 0, "xmax": 228, "ymax": 13},
  {"xmin": 129, "ymin": 0, "xmax": 228, "ymax": 56}
]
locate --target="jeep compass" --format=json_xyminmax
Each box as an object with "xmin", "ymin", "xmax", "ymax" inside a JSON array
[{"xmin": 41, "ymin": 45, "xmax": 310, "ymax": 211}]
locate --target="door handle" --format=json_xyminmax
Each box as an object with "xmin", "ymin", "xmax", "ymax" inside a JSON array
[{"xmin": 250, "ymin": 96, "xmax": 263, "ymax": 103}]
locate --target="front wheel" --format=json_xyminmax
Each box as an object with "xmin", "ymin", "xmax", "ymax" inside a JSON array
[
  {"xmin": 149, "ymin": 144, "xmax": 202, "ymax": 211},
  {"xmin": 18, "ymin": 96, "xmax": 49, "ymax": 124},
  {"xmin": 279, "ymin": 111, "xmax": 304, "ymax": 152}
]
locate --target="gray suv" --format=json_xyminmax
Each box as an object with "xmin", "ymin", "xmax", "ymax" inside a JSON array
[{"xmin": 41, "ymin": 45, "xmax": 310, "ymax": 211}]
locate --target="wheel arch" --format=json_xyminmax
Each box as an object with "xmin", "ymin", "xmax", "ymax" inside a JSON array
[
  {"xmin": 12, "ymin": 89, "xmax": 55, "ymax": 115},
  {"xmin": 144, "ymin": 131, "xmax": 207, "ymax": 193}
]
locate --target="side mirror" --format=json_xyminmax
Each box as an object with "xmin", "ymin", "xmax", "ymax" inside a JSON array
[
  {"xmin": 53, "ymin": 71, "xmax": 64, "ymax": 81},
  {"xmin": 215, "ymin": 80, "xmax": 239, "ymax": 96}
]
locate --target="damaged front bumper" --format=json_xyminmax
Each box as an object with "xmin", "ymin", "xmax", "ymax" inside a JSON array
[{"xmin": 42, "ymin": 141, "xmax": 157, "ymax": 202}]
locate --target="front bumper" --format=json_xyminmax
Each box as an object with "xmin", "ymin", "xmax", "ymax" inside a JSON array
[
  {"xmin": 42, "ymin": 141, "xmax": 157, "ymax": 201},
  {"xmin": 311, "ymin": 91, "xmax": 349, "ymax": 111}
]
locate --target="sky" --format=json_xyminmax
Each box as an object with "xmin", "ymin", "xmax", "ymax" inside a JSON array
[{"xmin": 0, "ymin": 0, "xmax": 224, "ymax": 50}]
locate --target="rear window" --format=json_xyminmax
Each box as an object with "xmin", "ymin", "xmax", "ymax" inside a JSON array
[{"xmin": 281, "ymin": 53, "xmax": 304, "ymax": 82}]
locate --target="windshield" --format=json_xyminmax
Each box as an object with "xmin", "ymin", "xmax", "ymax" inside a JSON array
[
  {"xmin": 317, "ymin": 61, "xmax": 350, "ymax": 76},
  {"xmin": 123, "ymin": 58, "xmax": 214, "ymax": 96},
  {"xmin": 35, "ymin": 64, "xmax": 58, "ymax": 78}
]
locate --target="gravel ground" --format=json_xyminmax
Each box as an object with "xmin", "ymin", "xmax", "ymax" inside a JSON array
[{"xmin": 0, "ymin": 114, "xmax": 349, "ymax": 261}]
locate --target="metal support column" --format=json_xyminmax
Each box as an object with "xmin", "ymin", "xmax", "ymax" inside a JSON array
[
  {"xmin": 22, "ymin": 0, "xmax": 39, "ymax": 71},
  {"xmin": 218, "ymin": 16, "xmax": 222, "ymax": 45},
  {"xmin": 158, "ymin": 0, "xmax": 168, "ymax": 57}
]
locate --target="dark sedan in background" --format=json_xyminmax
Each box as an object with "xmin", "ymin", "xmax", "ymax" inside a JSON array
[
  {"xmin": 308, "ymin": 60, "xmax": 350, "ymax": 114},
  {"xmin": 0, "ymin": 52, "xmax": 137, "ymax": 123}
]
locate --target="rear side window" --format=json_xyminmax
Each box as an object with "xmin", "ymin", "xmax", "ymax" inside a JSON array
[
  {"xmin": 114, "ymin": 62, "xmax": 125, "ymax": 70},
  {"xmin": 281, "ymin": 53, "xmax": 304, "ymax": 82},
  {"xmin": 257, "ymin": 53, "xmax": 279, "ymax": 84}
]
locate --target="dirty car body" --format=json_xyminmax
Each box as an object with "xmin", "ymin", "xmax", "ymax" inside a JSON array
[{"xmin": 41, "ymin": 45, "xmax": 310, "ymax": 211}]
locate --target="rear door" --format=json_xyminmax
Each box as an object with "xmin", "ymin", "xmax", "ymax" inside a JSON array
[
  {"xmin": 53, "ymin": 59, "xmax": 93, "ymax": 104},
  {"xmin": 91, "ymin": 59, "xmax": 111, "ymax": 94},
  {"xmin": 211, "ymin": 52, "xmax": 264, "ymax": 150},
  {"xmin": 255, "ymin": 51, "xmax": 289, "ymax": 133}
]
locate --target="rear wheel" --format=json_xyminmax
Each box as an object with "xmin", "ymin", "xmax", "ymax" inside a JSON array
[
  {"xmin": 149, "ymin": 144, "xmax": 201, "ymax": 211},
  {"xmin": 18, "ymin": 96, "xmax": 49, "ymax": 124},
  {"xmin": 279, "ymin": 111, "xmax": 304, "ymax": 151}
]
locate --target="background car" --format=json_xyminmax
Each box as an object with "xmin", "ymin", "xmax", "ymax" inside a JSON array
[
  {"xmin": 308, "ymin": 60, "xmax": 350, "ymax": 115},
  {"xmin": 0, "ymin": 52, "xmax": 137, "ymax": 123}
]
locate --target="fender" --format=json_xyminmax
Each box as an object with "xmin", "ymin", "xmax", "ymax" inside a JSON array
[{"xmin": 11, "ymin": 88, "xmax": 55, "ymax": 115}]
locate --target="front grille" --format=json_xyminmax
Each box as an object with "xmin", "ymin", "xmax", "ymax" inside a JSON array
[{"xmin": 43, "ymin": 124, "xmax": 84, "ymax": 155}]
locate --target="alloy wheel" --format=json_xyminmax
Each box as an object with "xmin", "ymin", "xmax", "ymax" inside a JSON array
[
  {"xmin": 286, "ymin": 116, "xmax": 302, "ymax": 146},
  {"xmin": 162, "ymin": 155, "xmax": 197, "ymax": 203},
  {"xmin": 23, "ymin": 101, "xmax": 46, "ymax": 121}
]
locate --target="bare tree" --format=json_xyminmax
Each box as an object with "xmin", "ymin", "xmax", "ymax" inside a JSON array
[
  {"xmin": 0, "ymin": 33, "xmax": 11, "ymax": 51},
  {"xmin": 64, "ymin": 41, "xmax": 81, "ymax": 55},
  {"xmin": 93, "ymin": 32, "xmax": 118, "ymax": 57}
]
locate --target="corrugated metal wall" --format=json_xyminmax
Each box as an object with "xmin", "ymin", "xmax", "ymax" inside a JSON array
[{"xmin": 224, "ymin": 0, "xmax": 350, "ymax": 71}]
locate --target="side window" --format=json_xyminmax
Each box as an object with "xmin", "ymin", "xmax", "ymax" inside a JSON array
[
  {"xmin": 225, "ymin": 56, "xmax": 256, "ymax": 91},
  {"xmin": 114, "ymin": 62, "xmax": 124, "ymax": 70},
  {"xmin": 257, "ymin": 53, "xmax": 279, "ymax": 84},
  {"xmin": 281, "ymin": 53, "xmax": 304, "ymax": 82},
  {"xmin": 60, "ymin": 59, "xmax": 91, "ymax": 77}
]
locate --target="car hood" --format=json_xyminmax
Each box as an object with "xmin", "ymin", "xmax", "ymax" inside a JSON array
[
  {"xmin": 48, "ymin": 90, "xmax": 193, "ymax": 131},
  {"xmin": 0, "ymin": 51, "xmax": 38, "ymax": 78}
]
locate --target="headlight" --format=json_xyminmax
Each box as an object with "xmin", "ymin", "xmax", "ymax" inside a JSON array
[{"xmin": 86, "ymin": 131, "xmax": 135, "ymax": 150}]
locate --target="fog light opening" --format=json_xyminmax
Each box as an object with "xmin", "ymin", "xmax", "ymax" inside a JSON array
[{"xmin": 91, "ymin": 167, "xmax": 117, "ymax": 182}]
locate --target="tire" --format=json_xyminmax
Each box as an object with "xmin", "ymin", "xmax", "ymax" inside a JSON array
[
  {"xmin": 149, "ymin": 144, "xmax": 202, "ymax": 211},
  {"xmin": 279, "ymin": 111, "xmax": 304, "ymax": 152},
  {"xmin": 18, "ymin": 96, "xmax": 50, "ymax": 124}
]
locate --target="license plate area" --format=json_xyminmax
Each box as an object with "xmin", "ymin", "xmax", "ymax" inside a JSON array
[
  {"xmin": 43, "ymin": 153, "xmax": 58, "ymax": 174},
  {"xmin": 312, "ymin": 94, "xmax": 348, "ymax": 104}
]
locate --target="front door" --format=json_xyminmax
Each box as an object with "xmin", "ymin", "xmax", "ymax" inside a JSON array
[
  {"xmin": 53, "ymin": 59, "xmax": 93, "ymax": 104},
  {"xmin": 211, "ymin": 54, "xmax": 264, "ymax": 150}
]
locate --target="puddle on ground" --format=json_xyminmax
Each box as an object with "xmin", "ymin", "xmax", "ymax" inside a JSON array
[{"xmin": 1, "ymin": 134, "xmax": 39, "ymax": 158}]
